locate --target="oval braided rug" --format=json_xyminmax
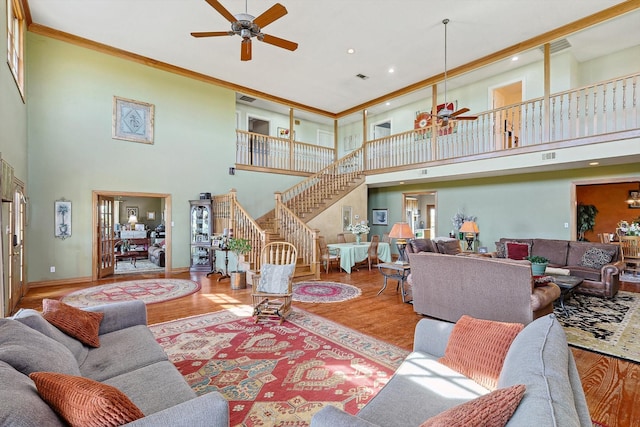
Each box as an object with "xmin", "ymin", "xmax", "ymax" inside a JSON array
[
  {"xmin": 61, "ymin": 279, "xmax": 201, "ymax": 307},
  {"xmin": 292, "ymin": 281, "xmax": 361, "ymax": 303}
]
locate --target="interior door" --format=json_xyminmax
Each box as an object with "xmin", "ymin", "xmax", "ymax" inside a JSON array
[
  {"xmin": 8, "ymin": 187, "xmax": 26, "ymax": 313},
  {"xmin": 97, "ymin": 196, "xmax": 115, "ymax": 278}
]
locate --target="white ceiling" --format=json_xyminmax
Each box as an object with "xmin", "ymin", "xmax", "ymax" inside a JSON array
[{"xmin": 27, "ymin": 1, "xmax": 640, "ymax": 118}]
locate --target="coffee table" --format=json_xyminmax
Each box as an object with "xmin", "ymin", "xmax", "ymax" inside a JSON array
[
  {"xmin": 115, "ymin": 251, "xmax": 139, "ymax": 268},
  {"xmin": 377, "ymin": 262, "xmax": 412, "ymax": 303},
  {"xmin": 548, "ymin": 274, "xmax": 583, "ymax": 316}
]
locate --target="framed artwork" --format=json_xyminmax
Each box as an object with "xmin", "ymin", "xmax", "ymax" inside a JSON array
[
  {"xmin": 372, "ymin": 208, "xmax": 388, "ymax": 226},
  {"xmin": 277, "ymin": 127, "xmax": 295, "ymax": 139},
  {"xmin": 629, "ymin": 191, "xmax": 640, "ymax": 209},
  {"xmin": 126, "ymin": 206, "xmax": 139, "ymax": 218},
  {"xmin": 54, "ymin": 199, "xmax": 72, "ymax": 239},
  {"xmin": 112, "ymin": 96, "xmax": 155, "ymax": 144},
  {"xmin": 342, "ymin": 206, "xmax": 352, "ymax": 231},
  {"xmin": 147, "ymin": 211, "xmax": 156, "ymax": 220}
]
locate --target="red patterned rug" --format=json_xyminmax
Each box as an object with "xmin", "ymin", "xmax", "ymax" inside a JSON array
[
  {"xmin": 292, "ymin": 281, "xmax": 361, "ymax": 303},
  {"xmin": 61, "ymin": 279, "xmax": 200, "ymax": 307},
  {"xmin": 149, "ymin": 308, "xmax": 409, "ymax": 426}
]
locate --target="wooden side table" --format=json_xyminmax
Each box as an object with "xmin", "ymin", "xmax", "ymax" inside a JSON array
[{"xmin": 377, "ymin": 262, "xmax": 412, "ymax": 303}]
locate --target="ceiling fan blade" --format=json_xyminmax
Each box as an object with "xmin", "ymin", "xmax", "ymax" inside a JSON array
[
  {"xmin": 205, "ymin": 0, "xmax": 237, "ymax": 23},
  {"xmin": 455, "ymin": 116, "xmax": 478, "ymax": 121},
  {"xmin": 241, "ymin": 39, "xmax": 252, "ymax": 61},
  {"xmin": 450, "ymin": 107, "xmax": 470, "ymax": 118},
  {"xmin": 261, "ymin": 33, "xmax": 298, "ymax": 51},
  {"xmin": 253, "ymin": 3, "xmax": 288, "ymax": 29},
  {"xmin": 191, "ymin": 31, "xmax": 232, "ymax": 38}
]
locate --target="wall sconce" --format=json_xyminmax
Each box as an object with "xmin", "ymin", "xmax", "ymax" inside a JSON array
[{"xmin": 389, "ymin": 222, "xmax": 414, "ymax": 264}]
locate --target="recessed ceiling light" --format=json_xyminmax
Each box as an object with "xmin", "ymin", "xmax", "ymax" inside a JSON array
[
  {"xmin": 388, "ymin": 67, "xmax": 395, "ymax": 73},
  {"xmin": 399, "ymin": 181, "xmax": 405, "ymax": 185},
  {"xmin": 512, "ymin": 56, "xmax": 519, "ymax": 61},
  {"xmin": 347, "ymin": 48, "xmax": 355, "ymax": 54},
  {"xmin": 589, "ymin": 162, "xmax": 599, "ymax": 166},
  {"xmin": 385, "ymin": 102, "xmax": 391, "ymax": 106}
]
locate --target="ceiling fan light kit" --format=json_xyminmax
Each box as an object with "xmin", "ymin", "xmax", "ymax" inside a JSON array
[{"xmin": 191, "ymin": 0, "xmax": 298, "ymax": 61}]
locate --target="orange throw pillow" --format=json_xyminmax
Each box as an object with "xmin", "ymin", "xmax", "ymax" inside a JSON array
[
  {"xmin": 30, "ymin": 372, "xmax": 144, "ymax": 427},
  {"xmin": 420, "ymin": 384, "xmax": 526, "ymax": 427},
  {"xmin": 439, "ymin": 315, "xmax": 524, "ymax": 390},
  {"xmin": 42, "ymin": 299, "xmax": 104, "ymax": 347}
]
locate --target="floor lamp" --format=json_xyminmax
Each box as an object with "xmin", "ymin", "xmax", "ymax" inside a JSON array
[{"xmin": 389, "ymin": 222, "xmax": 414, "ymax": 264}]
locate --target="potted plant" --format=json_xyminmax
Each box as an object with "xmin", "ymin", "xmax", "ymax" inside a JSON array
[
  {"xmin": 227, "ymin": 237, "xmax": 252, "ymax": 289},
  {"xmin": 577, "ymin": 204, "xmax": 598, "ymax": 241},
  {"xmin": 526, "ymin": 255, "xmax": 549, "ymax": 276}
]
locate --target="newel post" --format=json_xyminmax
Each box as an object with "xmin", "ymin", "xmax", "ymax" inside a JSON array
[
  {"xmin": 229, "ymin": 188, "xmax": 237, "ymax": 233},
  {"xmin": 312, "ymin": 229, "xmax": 321, "ymax": 280}
]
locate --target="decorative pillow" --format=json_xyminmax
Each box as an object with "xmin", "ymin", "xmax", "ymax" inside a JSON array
[
  {"xmin": 436, "ymin": 240, "xmax": 461, "ymax": 255},
  {"xmin": 0, "ymin": 319, "xmax": 80, "ymax": 376},
  {"xmin": 29, "ymin": 372, "xmax": 144, "ymax": 427},
  {"xmin": 505, "ymin": 242, "xmax": 530, "ymax": 260},
  {"xmin": 257, "ymin": 263, "xmax": 296, "ymax": 293},
  {"xmin": 410, "ymin": 239, "xmax": 434, "ymax": 253},
  {"xmin": 534, "ymin": 275, "xmax": 555, "ymax": 287},
  {"xmin": 42, "ymin": 299, "xmax": 104, "ymax": 348},
  {"xmin": 495, "ymin": 242, "xmax": 506, "ymax": 258},
  {"xmin": 439, "ymin": 315, "xmax": 524, "ymax": 390},
  {"xmin": 420, "ymin": 384, "xmax": 526, "ymax": 427},
  {"xmin": 579, "ymin": 247, "xmax": 615, "ymax": 269}
]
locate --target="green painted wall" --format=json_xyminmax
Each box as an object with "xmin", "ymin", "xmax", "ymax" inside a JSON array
[
  {"xmin": 370, "ymin": 164, "xmax": 640, "ymax": 257},
  {"xmin": 26, "ymin": 33, "xmax": 300, "ymax": 282}
]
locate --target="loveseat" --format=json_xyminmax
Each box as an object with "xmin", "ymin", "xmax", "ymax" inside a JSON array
[
  {"xmin": 148, "ymin": 242, "xmax": 166, "ymax": 267},
  {"xmin": 496, "ymin": 238, "xmax": 623, "ymax": 298},
  {"xmin": 1, "ymin": 300, "xmax": 229, "ymax": 426},
  {"xmin": 408, "ymin": 252, "xmax": 560, "ymax": 325},
  {"xmin": 311, "ymin": 314, "xmax": 591, "ymax": 427}
]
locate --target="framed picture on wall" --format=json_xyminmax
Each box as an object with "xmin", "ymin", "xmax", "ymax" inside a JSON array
[
  {"xmin": 372, "ymin": 209, "xmax": 388, "ymax": 225},
  {"xmin": 147, "ymin": 211, "xmax": 156, "ymax": 220},
  {"xmin": 342, "ymin": 206, "xmax": 352, "ymax": 231},
  {"xmin": 126, "ymin": 206, "xmax": 139, "ymax": 218},
  {"xmin": 112, "ymin": 96, "xmax": 155, "ymax": 144},
  {"xmin": 54, "ymin": 199, "xmax": 72, "ymax": 239},
  {"xmin": 629, "ymin": 191, "xmax": 640, "ymax": 209}
]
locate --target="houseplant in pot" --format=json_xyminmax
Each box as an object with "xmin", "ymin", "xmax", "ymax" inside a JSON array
[
  {"xmin": 227, "ymin": 237, "xmax": 252, "ymax": 289},
  {"xmin": 526, "ymin": 255, "xmax": 549, "ymax": 276}
]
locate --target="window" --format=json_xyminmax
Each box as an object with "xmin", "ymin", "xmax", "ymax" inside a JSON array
[{"xmin": 6, "ymin": 0, "xmax": 24, "ymax": 97}]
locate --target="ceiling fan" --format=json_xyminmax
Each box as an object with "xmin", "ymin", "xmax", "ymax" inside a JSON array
[
  {"xmin": 422, "ymin": 19, "xmax": 477, "ymax": 128},
  {"xmin": 190, "ymin": 0, "xmax": 298, "ymax": 61}
]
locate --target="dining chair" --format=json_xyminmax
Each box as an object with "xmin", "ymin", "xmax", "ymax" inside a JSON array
[
  {"xmin": 598, "ymin": 233, "xmax": 611, "ymax": 243},
  {"xmin": 252, "ymin": 242, "xmax": 298, "ymax": 324},
  {"xmin": 337, "ymin": 233, "xmax": 347, "ymax": 243},
  {"xmin": 355, "ymin": 235, "xmax": 381, "ymax": 271},
  {"xmin": 619, "ymin": 236, "xmax": 640, "ymax": 276},
  {"xmin": 317, "ymin": 236, "xmax": 340, "ymax": 273}
]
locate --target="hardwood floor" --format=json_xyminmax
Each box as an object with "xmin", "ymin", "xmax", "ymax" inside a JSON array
[{"xmin": 14, "ymin": 269, "xmax": 640, "ymax": 427}]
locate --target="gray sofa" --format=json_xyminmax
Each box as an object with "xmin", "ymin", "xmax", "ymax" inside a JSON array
[
  {"xmin": 311, "ymin": 314, "xmax": 591, "ymax": 427},
  {"xmin": 496, "ymin": 238, "xmax": 623, "ymax": 298},
  {"xmin": 2, "ymin": 300, "xmax": 229, "ymax": 426},
  {"xmin": 408, "ymin": 252, "xmax": 560, "ymax": 325}
]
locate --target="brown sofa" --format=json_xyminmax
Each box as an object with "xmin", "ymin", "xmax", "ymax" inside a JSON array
[
  {"xmin": 408, "ymin": 252, "xmax": 560, "ymax": 325},
  {"xmin": 496, "ymin": 238, "xmax": 623, "ymax": 298}
]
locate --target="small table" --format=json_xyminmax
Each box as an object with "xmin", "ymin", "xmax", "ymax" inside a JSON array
[
  {"xmin": 549, "ymin": 274, "xmax": 584, "ymax": 316},
  {"xmin": 207, "ymin": 246, "xmax": 231, "ymax": 281},
  {"xmin": 115, "ymin": 251, "xmax": 139, "ymax": 268},
  {"xmin": 377, "ymin": 262, "xmax": 412, "ymax": 303}
]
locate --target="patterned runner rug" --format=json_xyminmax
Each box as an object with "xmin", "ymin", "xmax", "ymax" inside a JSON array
[
  {"xmin": 292, "ymin": 281, "xmax": 361, "ymax": 303},
  {"xmin": 61, "ymin": 279, "xmax": 200, "ymax": 307},
  {"xmin": 554, "ymin": 291, "xmax": 640, "ymax": 364},
  {"xmin": 150, "ymin": 308, "xmax": 409, "ymax": 426}
]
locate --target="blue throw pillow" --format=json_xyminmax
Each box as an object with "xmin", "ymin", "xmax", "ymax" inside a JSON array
[{"xmin": 257, "ymin": 263, "xmax": 295, "ymax": 293}]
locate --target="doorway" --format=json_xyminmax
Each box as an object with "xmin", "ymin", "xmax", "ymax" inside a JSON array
[
  {"xmin": 5, "ymin": 182, "xmax": 26, "ymax": 316},
  {"xmin": 403, "ymin": 191, "xmax": 437, "ymax": 239},
  {"xmin": 490, "ymin": 80, "xmax": 522, "ymax": 149},
  {"xmin": 92, "ymin": 191, "xmax": 171, "ymax": 280},
  {"xmin": 247, "ymin": 115, "xmax": 271, "ymax": 166},
  {"xmin": 371, "ymin": 119, "xmax": 392, "ymax": 140}
]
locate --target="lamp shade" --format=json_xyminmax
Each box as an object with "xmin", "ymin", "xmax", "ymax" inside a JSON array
[
  {"xmin": 128, "ymin": 215, "xmax": 138, "ymax": 224},
  {"xmin": 459, "ymin": 221, "xmax": 479, "ymax": 233},
  {"xmin": 389, "ymin": 222, "xmax": 414, "ymax": 239}
]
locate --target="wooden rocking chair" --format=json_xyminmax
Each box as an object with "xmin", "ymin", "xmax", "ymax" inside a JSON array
[{"xmin": 252, "ymin": 242, "xmax": 298, "ymax": 324}]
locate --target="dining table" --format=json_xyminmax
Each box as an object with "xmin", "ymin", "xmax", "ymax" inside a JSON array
[{"xmin": 326, "ymin": 242, "xmax": 391, "ymax": 273}]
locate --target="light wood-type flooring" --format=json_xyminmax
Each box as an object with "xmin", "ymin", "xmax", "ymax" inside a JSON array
[{"xmin": 14, "ymin": 269, "xmax": 640, "ymax": 427}]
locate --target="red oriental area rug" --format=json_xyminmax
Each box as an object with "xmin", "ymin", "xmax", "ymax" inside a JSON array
[{"xmin": 149, "ymin": 308, "xmax": 409, "ymax": 426}]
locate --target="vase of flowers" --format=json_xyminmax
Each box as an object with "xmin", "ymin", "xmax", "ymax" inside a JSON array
[
  {"xmin": 346, "ymin": 222, "xmax": 370, "ymax": 244},
  {"xmin": 451, "ymin": 210, "xmax": 477, "ymax": 240},
  {"xmin": 618, "ymin": 220, "xmax": 640, "ymax": 236}
]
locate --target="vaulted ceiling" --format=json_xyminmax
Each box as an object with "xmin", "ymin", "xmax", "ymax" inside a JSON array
[{"xmin": 26, "ymin": 1, "xmax": 640, "ymax": 119}]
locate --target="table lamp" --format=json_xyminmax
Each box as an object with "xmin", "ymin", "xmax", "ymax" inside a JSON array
[
  {"xmin": 459, "ymin": 220, "xmax": 479, "ymax": 251},
  {"xmin": 389, "ymin": 222, "xmax": 414, "ymax": 264},
  {"xmin": 128, "ymin": 214, "xmax": 138, "ymax": 230}
]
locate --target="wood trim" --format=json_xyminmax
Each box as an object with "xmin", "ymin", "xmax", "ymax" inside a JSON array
[{"xmin": 26, "ymin": 23, "xmax": 336, "ymax": 119}]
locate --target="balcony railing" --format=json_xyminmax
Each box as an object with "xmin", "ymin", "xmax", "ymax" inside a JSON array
[{"xmin": 236, "ymin": 72, "xmax": 640, "ymax": 175}]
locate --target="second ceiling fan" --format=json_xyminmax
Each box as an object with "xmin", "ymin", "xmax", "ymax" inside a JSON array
[
  {"xmin": 422, "ymin": 19, "xmax": 477, "ymax": 129},
  {"xmin": 191, "ymin": 0, "xmax": 298, "ymax": 61}
]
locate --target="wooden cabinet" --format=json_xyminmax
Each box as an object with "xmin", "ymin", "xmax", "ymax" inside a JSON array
[{"xmin": 190, "ymin": 199, "xmax": 213, "ymax": 271}]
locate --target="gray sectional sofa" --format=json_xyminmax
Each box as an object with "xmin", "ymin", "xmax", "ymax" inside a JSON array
[
  {"xmin": 1, "ymin": 300, "xmax": 229, "ymax": 426},
  {"xmin": 311, "ymin": 314, "xmax": 591, "ymax": 427}
]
